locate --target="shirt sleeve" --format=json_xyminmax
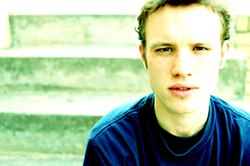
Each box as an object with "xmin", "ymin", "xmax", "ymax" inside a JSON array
[{"xmin": 83, "ymin": 140, "xmax": 102, "ymax": 166}]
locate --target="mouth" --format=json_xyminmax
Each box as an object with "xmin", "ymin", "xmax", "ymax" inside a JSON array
[
  {"xmin": 169, "ymin": 87, "xmax": 194, "ymax": 91},
  {"xmin": 168, "ymin": 84, "xmax": 199, "ymax": 97}
]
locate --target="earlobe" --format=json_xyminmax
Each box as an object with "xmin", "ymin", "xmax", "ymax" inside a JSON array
[
  {"xmin": 219, "ymin": 59, "xmax": 226, "ymax": 69},
  {"xmin": 139, "ymin": 45, "xmax": 148, "ymax": 69},
  {"xmin": 219, "ymin": 40, "xmax": 231, "ymax": 69}
]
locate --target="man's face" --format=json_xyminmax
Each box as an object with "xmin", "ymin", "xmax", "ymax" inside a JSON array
[{"xmin": 140, "ymin": 5, "xmax": 230, "ymax": 114}]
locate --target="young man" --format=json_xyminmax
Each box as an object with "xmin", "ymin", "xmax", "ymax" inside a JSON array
[{"xmin": 83, "ymin": 0, "xmax": 250, "ymax": 165}]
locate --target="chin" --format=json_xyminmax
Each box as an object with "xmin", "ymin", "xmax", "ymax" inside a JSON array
[{"xmin": 168, "ymin": 94, "xmax": 210, "ymax": 111}]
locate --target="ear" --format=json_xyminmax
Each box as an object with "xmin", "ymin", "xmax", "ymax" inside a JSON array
[
  {"xmin": 219, "ymin": 40, "xmax": 230, "ymax": 69},
  {"xmin": 139, "ymin": 45, "xmax": 148, "ymax": 69}
]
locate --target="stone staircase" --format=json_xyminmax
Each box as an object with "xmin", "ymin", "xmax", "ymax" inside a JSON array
[
  {"xmin": 0, "ymin": 2, "xmax": 148, "ymax": 162},
  {"xmin": 0, "ymin": 1, "xmax": 249, "ymax": 164}
]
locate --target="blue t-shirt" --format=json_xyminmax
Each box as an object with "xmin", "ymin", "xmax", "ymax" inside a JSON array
[{"xmin": 83, "ymin": 94, "xmax": 250, "ymax": 166}]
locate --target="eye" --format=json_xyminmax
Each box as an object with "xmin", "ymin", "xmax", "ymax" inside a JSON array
[
  {"xmin": 193, "ymin": 46, "xmax": 208, "ymax": 51},
  {"xmin": 156, "ymin": 47, "xmax": 173, "ymax": 52}
]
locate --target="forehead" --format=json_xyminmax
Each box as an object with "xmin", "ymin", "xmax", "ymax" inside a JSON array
[{"xmin": 146, "ymin": 5, "xmax": 222, "ymax": 45}]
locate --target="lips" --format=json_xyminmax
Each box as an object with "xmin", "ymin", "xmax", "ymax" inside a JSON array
[
  {"xmin": 170, "ymin": 87, "xmax": 192, "ymax": 91},
  {"xmin": 168, "ymin": 84, "xmax": 199, "ymax": 97}
]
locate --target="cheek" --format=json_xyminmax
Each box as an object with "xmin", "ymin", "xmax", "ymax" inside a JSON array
[
  {"xmin": 197, "ymin": 58, "xmax": 220, "ymax": 88},
  {"xmin": 148, "ymin": 59, "xmax": 171, "ymax": 76},
  {"xmin": 198, "ymin": 62, "xmax": 218, "ymax": 73},
  {"xmin": 147, "ymin": 58, "xmax": 169, "ymax": 82},
  {"xmin": 196, "ymin": 55, "xmax": 221, "ymax": 73}
]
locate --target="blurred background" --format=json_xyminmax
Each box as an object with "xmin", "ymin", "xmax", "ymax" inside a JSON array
[{"xmin": 0, "ymin": 0, "xmax": 249, "ymax": 165}]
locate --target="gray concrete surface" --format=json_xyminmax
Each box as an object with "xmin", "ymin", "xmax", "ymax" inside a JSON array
[
  {"xmin": 0, "ymin": 92, "xmax": 248, "ymax": 116},
  {"xmin": 9, "ymin": 15, "xmax": 138, "ymax": 48},
  {"xmin": 1, "ymin": 5, "xmax": 248, "ymax": 165},
  {"xmin": 0, "ymin": 92, "xmax": 146, "ymax": 116},
  {"xmin": 0, "ymin": 92, "xmax": 248, "ymax": 166},
  {"xmin": 0, "ymin": 152, "xmax": 82, "ymax": 166}
]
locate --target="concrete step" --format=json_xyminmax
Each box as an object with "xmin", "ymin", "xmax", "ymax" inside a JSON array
[
  {"xmin": 0, "ymin": 47, "xmax": 140, "ymax": 58},
  {"xmin": 0, "ymin": 91, "xmax": 248, "ymax": 161},
  {"xmin": 0, "ymin": 49, "xmax": 247, "ymax": 100},
  {"xmin": 0, "ymin": 91, "xmax": 145, "ymax": 116},
  {"xmin": 0, "ymin": 91, "xmax": 145, "ymax": 161},
  {"xmin": 0, "ymin": 152, "xmax": 83, "ymax": 166},
  {"xmin": 0, "ymin": 112, "xmax": 100, "ymax": 156},
  {"xmin": 0, "ymin": 55, "xmax": 150, "ymax": 93},
  {"xmin": 8, "ymin": 15, "xmax": 138, "ymax": 48}
]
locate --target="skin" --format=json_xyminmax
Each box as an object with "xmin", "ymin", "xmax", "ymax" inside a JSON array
[{"xmin": 139, "ymin": 4, "xmax": 230, "ymax": 137}]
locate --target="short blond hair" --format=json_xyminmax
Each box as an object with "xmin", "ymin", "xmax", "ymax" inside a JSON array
[{"xmin": 136, "ymin": 0, "xmax": 231, "ymax": 48}]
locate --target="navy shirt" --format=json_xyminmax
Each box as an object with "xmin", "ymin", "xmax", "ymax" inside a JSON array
[{"xmin": 83, "ymin": 94, "xmax": 250, "ymax": 166}]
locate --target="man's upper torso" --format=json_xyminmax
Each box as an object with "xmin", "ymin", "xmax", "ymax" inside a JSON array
[{"xmin": 83, "ymin": 93, "xmax": 250, "ymax": 166}]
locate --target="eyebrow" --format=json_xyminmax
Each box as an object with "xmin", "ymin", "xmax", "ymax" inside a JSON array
[
  {"xmin": 150, "ymin": 42, "xmax": 213, "ymax": 50},
  {"xmin": 150, "ymin": 42, "xmax": 176, "ymax": 50}
]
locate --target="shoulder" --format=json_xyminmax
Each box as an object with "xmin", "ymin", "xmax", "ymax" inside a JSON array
[
  {"xmin": 210, "ymin": 96, "xmax": 250, "ymax": 133},
  {"xmin": 210, "ymin": 95, "xmax": 250, "ymax": 121},
  {"xmin": 210, "ymin": 96, "xmax": 250, "ymax": 164},
  {"xmin": 88, "ymin": 93, "xmax": 154, "ymax": 141}
]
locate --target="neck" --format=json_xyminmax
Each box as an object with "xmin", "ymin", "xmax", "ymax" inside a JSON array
[{"xmin": 154, "ymin": 96, "xmax": 209, "ymax": 137}]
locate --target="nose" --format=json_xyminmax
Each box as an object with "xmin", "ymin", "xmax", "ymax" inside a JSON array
[{"xmin": 171, "ymin": 51, "xmax": 193, "ymax": 78}]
